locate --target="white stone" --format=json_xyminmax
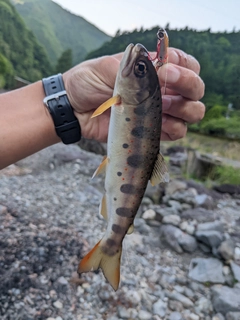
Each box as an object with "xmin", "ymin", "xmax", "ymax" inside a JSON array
[
  {"xmin": 234, "ymin": 247, "xmax": 240, "ymax": 260},
  {"xmin": 142, "ymin": 209, "xmax": 156, "ymax": 220},
  {"xmin": 53, "ymin": 300, "xmax": 63, "ymax": 309}
]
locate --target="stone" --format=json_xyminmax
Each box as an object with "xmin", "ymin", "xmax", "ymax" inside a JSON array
[
  {"xmin": 181, "ymin": 208, "xmax": 216, "ymax": 222},
  {"xmin": 168, "ymin": 299, "xmax": 183, "ymax": 312},
  {"xmin": 178, "ymin": 232, "xmax": 198, "ymax": 253},
  {"xmin": 53, "ymin": 300, "xmax": 63, "ymax": 309},
  {"xmin": 195, "ymin": 230, "xmax": 223, "ymax": 248},
  {"xmin": 153, "ymin": 299, "xmax": 167, "ymax": 317},
  {"xmin": 159, "ymin": 224, "xmax": 183, "ymax": 253},
  {"xmin": 226, "ymin": 312, "xmax": 240, "ymax": 320},
  {"xmin": 218, "ymin": 239, "xmax": 235, "ymax": 260},
  {"xmin": 211, "ymin": 285, "xmax": 240, "ymax": 315},
  {"xmin": 194, "ymin": 194, "xmax": 213, "ymax": 209},
  {"xmin": 168, "ymin": 311, "xmax": 183, "ymax": 320},
  {"xmin": 167, "ymin": 290, "xmax": 194, "ymax": 307},
  {"xmin": 162, "ymin": 214, "xmax": 181, "ymax": 226},
  {"xmin": 142, "ymin": 209, "xmax": 156, "ymax": 220},
  {"xmin": 125, "ymin": 290, "xmax": 141, "ymax": 305},
  {"xmin": 189, "ymin": 258, "xmax": 225, "ymax": 283},
  {"xmin": 212, "ymin": 313, "xmax": 225, "ymax": 320},
  {"xmin": 0, "ymin": 204, "xmax": 7, "ymax": 214},
  {"xmin": 214, "ymin": 184, "xmax": 240, "ymax": 195},
  {"xmin": 197, "ymin": 221, "xmax": 224, "ymax": 233},
  {"xmin": 234, "ymin": 247, "xmax": 240, "ymax": 261},
  {"xmin": 194, "ymin": 296, "xmax": 213, "ymax": 314},
  {"xmin": 165, "ymin": 179, "xmax": 187, "ymax": 195},
  {"xmin": 168, "ymin": 200, "xmax": 183, "ymax": 213},
  {"xmin": 138, "ymin": 310, "xmax": 152, "ymax": 320},
  {"xmin": 230, "ymin": 261, "xmax": 240, "ymax": 282},
  {"xmin": 117, "ymin": 306, "xmax": 131, "ymax": 318}
]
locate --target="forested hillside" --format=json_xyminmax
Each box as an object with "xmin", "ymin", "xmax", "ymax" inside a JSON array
[
  {"xmin": 87, "ymin": 27, "xmax": 240, "ymax": 139},
  {"xmin": 11, "ymin": 0, "xmax": 111, "ymax": 65},
  {"xmin": 0, "ymin": 0, "xmax": 52, "ymax": 87}
]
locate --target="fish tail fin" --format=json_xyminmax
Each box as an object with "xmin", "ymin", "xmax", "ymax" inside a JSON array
[{"xmin": 78, "ymin": 240, "xmax": 122, "ymax": 291}]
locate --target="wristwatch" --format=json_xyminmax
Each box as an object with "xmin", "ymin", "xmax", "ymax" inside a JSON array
[{"xmin": 42, "ymin": 73, "xmax": 81, "ymax": 144}]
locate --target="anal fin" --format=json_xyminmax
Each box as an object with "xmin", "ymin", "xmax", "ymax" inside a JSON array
[
  {"xmin": 150, "ymin": 153, "xmax": 169, "ymax": 186},
  {"xmin": 92, "ymin": 156, "xmax": 109, "ymax": 179}
]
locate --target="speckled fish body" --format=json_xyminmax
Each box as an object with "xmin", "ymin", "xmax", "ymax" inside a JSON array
[{"xmin": 78, "ymin": 43, "xmax": 168, "ymax": 290}]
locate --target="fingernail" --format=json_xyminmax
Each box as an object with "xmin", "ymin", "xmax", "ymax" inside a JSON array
[
  {"xmin": 165, "ymin": 64, "xmax": 180, "ymax": 83},
  {"xmin": 162, "ymin": 96, "xmax": 172, "ymax": 111}
]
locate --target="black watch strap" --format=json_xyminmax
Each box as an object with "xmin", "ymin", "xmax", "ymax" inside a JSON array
[{"xmin": 42, "ymin": 73, "xmax": 81, "ymax": 144}]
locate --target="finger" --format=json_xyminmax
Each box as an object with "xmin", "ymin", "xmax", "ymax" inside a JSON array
[
  {"xmin": 162, "ymin": 95, "xmax": 205, "ymax": 124},
  {"xmin": 159, "ymin": 63, "xmax": 205, "ymax": 101},
  {"xmin": 168, "ymin": 48, "xmax": 200, "ymax": 74},
  {"xmin": 161, "ymin": 114, "xmax": 188, "ymax": 141},
  {"xmin": 112, "ymin": 52, "xmax": 124, "ymax": 61}
]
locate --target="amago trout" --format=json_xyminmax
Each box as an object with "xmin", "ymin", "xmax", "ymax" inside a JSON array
[{"xmin": 78, "ymin": 43, "xmax": 169, "ymax": 290}]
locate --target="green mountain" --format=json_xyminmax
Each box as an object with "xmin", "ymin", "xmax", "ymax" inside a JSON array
[
  {"xmin": 87, "ymin": 26, "xmax": 240, "ymax": 140},
  {"xmin": 0, "ymin": 0, "xmax": 52, "ymax": 87},
  {"xmin": 87, "ymin": 27, "xmax": 240, "ymax": 110},
  {"xmin": 11, "ymin": 0, "xmax": 111, "ymax": 65}
]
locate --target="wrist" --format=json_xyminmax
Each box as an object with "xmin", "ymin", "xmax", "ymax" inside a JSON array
[{"xmin": 42, "ymin": 74, "xmax": 81, "ymax": 144}]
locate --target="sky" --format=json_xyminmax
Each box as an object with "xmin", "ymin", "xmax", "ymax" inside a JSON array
[{"xmin": 53, "ymin": 0, "xmax": 240, "ymax": 36}]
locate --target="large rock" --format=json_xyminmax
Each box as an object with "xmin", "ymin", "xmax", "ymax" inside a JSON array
[
  {"xmin": 189, "ymin": 258, "xmax": 225, "ymax": 283},
  {"xmin": 214, "ymin": 184, "xmax": 240, "ymax": 195},
  {"xmin": 160, "ymin": 225, "xmax": 197, "ymax": 253},
  {"xmin": 211, "ymin": 285, "xmax": 240, "ymax": 315},
  {"xmin": 195, "ymin": 230, "xmax": 223, "ymax": 248}
]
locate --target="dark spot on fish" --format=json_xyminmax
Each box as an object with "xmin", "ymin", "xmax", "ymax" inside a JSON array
[
  {"xmin": 127, "ymin": 155, "xmax": 144, "ymax": 168},
  {"xmin": 117, "ymin": 172, "xmax": 122, "ymax": 176},
  {"xmin": 116, "ymin": 207, "xmax": 133, "ymax": 218},
  {"xmin": 131, "ymin": 126, "xmax": 145, "ymax": 138},
  {"xmin": 112, "ymin": 224, "xmax": 124, "ymax": 234},
  {"xmin": 125, "ymin": 117, "xmax": 131, "ymax": 122},
  {"xmin": 107, "ymin": 238, "xmax": 117, "ymax": 247},
  {"xmin": 122, "ymin": 143, "xmax": 129, "ymax": 149},
  {"xmin": 120, "ymin": 184, "xmax": 137, "ymax": 194},
  {"xmin": 114, "ymin": 197, "xmax": 117, "ymax": 201},
  {"xmin": 134, "ymin": 105, "xmax": 146, "ymax": 116}
]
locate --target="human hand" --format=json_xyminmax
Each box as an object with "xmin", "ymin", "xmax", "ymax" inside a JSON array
[{"xmin": 63, "ymin": 47, "xmax": 205, "ymax": 142}]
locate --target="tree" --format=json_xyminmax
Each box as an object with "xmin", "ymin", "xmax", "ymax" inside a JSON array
[{"xmin": 55, "ymin": 49, "xmax": 72, "ymax": 74}]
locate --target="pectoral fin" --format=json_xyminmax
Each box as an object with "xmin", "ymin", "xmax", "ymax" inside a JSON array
[
  {"xmin": 92, "ymin": 156, "xmax": 109, "ymax": 179},
  {"xmin": 150, "ymin": 153, "xmax": 169, "ymax": 186},
  {"xmin": 91, "ymin": 95, "xmax": 121, "ymax": 118}
]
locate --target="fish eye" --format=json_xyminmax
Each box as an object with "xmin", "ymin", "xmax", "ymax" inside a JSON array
[{"xmin": 134, "ymin": 60, "xmax": 148, "ymax": 77}]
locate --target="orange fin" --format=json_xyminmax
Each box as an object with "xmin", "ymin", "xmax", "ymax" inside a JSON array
[
  {"xmin": 78, "ymin": 240, "xmax": 122, "ymax": 291},
  {"xmin": 92, "ymin": 156, "xmax": 109, "ymax": 179},
  {"xmin": 150, "ymin": 152, "xmax": 169, "ymax": 186},
  {"xmin": 91, "ymin": 95, "xmax": 121, "ymax": 118}
]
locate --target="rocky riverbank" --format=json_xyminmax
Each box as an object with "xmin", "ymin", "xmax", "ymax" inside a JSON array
[{"xmin": 0, "ymin": 143, "xmax": 240, "ymax": 320}]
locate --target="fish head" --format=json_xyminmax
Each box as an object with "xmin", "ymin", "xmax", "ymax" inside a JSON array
[{"xmin": 116, "ymin": 43, "xmax": 159, "ymax": 105}]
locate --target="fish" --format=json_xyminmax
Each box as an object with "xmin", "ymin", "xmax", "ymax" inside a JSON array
[{"xmin": 78, "ymin": 43, "xmax": 169, "ymax": 291}]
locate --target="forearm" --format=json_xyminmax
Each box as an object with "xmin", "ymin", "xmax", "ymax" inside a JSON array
[{"xmin": 0, "ymin": 81, "xmax": 60, "ymax": 169}]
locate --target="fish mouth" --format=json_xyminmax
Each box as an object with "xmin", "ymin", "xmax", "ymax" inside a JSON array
[{"xmin": 121, "ymin": 43, "xmax": 149, "ymax": 78}]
